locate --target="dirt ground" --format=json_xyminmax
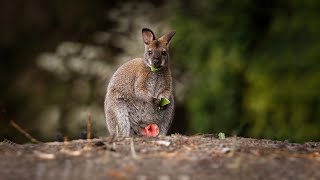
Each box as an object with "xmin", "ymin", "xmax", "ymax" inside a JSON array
[{"xmin": 1, "ymin": 134, "xmax": 320, "ymax": 180}]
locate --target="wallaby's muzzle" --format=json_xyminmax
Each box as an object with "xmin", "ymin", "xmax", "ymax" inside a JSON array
[{"xmin": 152, "ymin": 59, "xmax": 161, "ymax": 67}]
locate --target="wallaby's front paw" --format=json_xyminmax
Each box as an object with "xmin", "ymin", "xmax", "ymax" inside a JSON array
[
  {"xmin": 152, "ymin": 97, "xmax": 168, "ymax": 110},
  {"xmin": 158, "ymin": 97, "xmax": 170, "ymax": 110},
  {"xmin": 152, "ymin": 97, "xmax": 161, "ymax": 106}
]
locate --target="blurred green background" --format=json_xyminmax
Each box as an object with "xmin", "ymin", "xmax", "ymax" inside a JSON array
[{"xmin": 1, "ymin": 0, "xmax": 319, "ymax": 143}]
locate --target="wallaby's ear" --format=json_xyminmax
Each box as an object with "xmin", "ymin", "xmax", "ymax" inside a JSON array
[
  {"xmin": 142, "ymin": 28, "xmax": 156, "ymax": 45},
  {"xmin": 159, "ymin": 30, "xmax": 176, "ymax": 45}
]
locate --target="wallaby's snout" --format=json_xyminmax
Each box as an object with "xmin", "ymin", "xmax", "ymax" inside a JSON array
[
  {"xmin": 150, "ymin": 51, "xmax": 163, "ymax": 67},
  {"xmin": 152, "ymin": 58, "xmax": 161, "ymax": 67}
]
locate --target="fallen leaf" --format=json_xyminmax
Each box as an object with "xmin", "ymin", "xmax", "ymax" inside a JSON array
[{"xmin": 218, "ymin": 132, "xmax": 225, "ymax": 140}]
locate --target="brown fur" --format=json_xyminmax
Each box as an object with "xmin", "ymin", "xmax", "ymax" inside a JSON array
[{"xmin": 104, "ymin": 28, "xmax": 176, "ymax": 136}]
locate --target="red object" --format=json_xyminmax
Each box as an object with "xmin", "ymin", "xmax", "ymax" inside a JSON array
[{"xmin": 141, "ymin": 124, "xmax": 159, "ymax": 137}]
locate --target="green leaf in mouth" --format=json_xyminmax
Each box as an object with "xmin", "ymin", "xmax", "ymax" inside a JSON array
[{"xmin": 150, "ymin": 65, "xmax": 159, "ymax": 72}]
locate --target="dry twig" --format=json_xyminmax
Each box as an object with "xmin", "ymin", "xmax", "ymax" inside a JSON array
[
  {"xmin": 10, "ymin": 120, "xmax": 41, "ymax": 143},
  {"xmin": 87, "ymin": 112, "xmax": 92, "ymax": 142},
  {"xmin": 130, "ymin": 138, "xmax": 137, "ymax": 159}
]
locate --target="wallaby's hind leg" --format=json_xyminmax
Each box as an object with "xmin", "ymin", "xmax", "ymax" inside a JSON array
[
  {"xmin": 113, "ymin": 102, "xmax": 131, "ymax": 136},
  {"xmin": 105, "ymin": 100, "xmax": 131, "ymax": 136},
  {"xmin": 105, "ymin": 108, "xmax": 131, "ymax": 136},
  {"xmin": 105, "ymin": 109, "xmax": 116, "ymax": 135},
  {"xmin": 104, "ymin": 98, "xmax": 115, "ymax": 135}
]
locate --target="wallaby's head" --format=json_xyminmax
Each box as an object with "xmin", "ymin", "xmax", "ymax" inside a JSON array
[{"xmin": 142, "ymin": 28, "xmax": 176, "ymax": 70}]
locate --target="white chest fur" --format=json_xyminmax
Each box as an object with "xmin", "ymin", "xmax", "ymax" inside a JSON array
[{"xmin": 146, "ymin": 73, "xmax": 166, "ymax": 98}]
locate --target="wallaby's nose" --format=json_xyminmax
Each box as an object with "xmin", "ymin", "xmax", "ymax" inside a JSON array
[{"xmin": 152, "ymin": 59, "xmax": 161, "ymax": 66}]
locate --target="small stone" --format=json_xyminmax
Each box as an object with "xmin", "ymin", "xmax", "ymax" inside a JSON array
[
  {"xmin": 156, "ymin": 140, "xmax": 171, "ymax": 146},
  {"xmin": 221, "ymin": 147, "xmax": 231, "ymax": 154}
]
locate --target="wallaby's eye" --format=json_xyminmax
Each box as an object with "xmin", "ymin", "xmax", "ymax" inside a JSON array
[
  {"xmin": 148, "ymin": 51, "xmax": 152, "ymax": 55},
  {"xmin": 161, "ymin": 51, "xmax": 167, "ymax": 56}
]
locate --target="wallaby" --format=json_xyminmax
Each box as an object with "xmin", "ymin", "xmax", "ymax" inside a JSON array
[{"xmin": 104, "ymin": 28, "xmax": 176, "ymax": 137}]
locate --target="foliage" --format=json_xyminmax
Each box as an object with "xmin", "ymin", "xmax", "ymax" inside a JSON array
[{"xmin": 171, "ymin": 0, "xmax": 320, "ymax": 142}]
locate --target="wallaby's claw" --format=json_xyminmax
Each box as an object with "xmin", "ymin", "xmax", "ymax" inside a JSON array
[{"xmin": 159, "ymin": 105, "xmax": 168, "ymax": 110}]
